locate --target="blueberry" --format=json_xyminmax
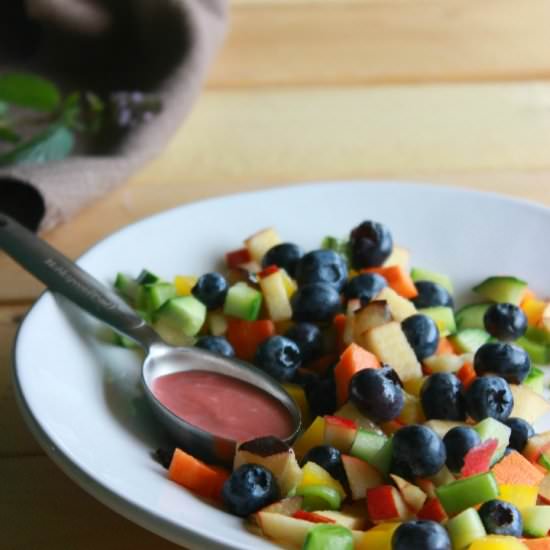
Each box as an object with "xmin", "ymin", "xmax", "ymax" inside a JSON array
[
  {"xmin": 465, "ymin": 375, "xmax": 514, "ymax": 422},
  {"xmin": 484, "ymin": 303, "xmax": 528, "ymax": 341},
  {"xmin": 307, "ymin": 377, "xmax": 338, "ymax": 418},
  {"xmin": 392, "ymin": 520, "xmax": 451, "ymax": 550},
  {"xmin": 291, "ymin": 368, "xmax": 320, "ymax": 393},
  {"xmin": 391, "ymin": 425, "xmax": 446, "ymax": 479},
  {"xmin": 262, "ymin": 242, "xmax": 304, "ymax": 278},
  {"xmin": 191, "ymin": 272, "xmax": 228, "ymax": 310},
  {"xmin": 474, "ymin": 342, "xmax": 531, "ymax": 384},
  {"xmin": 504, "ymin": 417, "xmax": 534, "ymax": 452},
  {"xmin": 285, "ymin": 322, "xmax": 323, "ymax": 362},
  {"xmin": 343, "ymin": 273, "xmax": 387, "ymax": 303},
  {"xmin": 443, "ymin": 426, "xmax": 481, "ymax": 472},
  {"xmin": 255, "ymin": 336, "xmax": 301, "ymax": 382},
  {"xmin": 411, "ymin": 281, "xmax": 454, "ymax": 309},
  {"xmin": 301, "ymin": 445, "xmax": 347, "ymax": 486},
  {"xmin": 401, "ymin": 314, "xmax": 440, "ymax": 360},
  {"xmin": 295, "ymin": 249, "xmax": 348, "ymax": 291},
  {"xmin": 291, "ymin": 283, "xmax": 342, "ymax": 323},
  {"xmin": 349, "ymin": 366, "xmax": 404, "ymax": 422},
  {"xmin": 222, "ymin": 464, "xmax": 279, "ymax": 517},
  {"xmin": 478, "ymin": 499, "xmax": 523, "ymax": 537},
  {"xmin": 195, "ymin": 335, "xmax": 235, "ymax": 357},
  {"xmin": 420, "ymin": 373, "xmax": 466, "ymax": 421},
  {"xmin": 349, "ymin": 220, "xmax": 393, "ymax": 269}
]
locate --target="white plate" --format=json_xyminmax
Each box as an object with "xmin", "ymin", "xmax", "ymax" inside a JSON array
[{"xmin": 13, "ymin": 181, "xmax": 550, "ymax": 549}]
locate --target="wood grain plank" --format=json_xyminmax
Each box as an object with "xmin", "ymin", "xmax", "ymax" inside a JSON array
[
  {"xmin": 0, "ymin": 307, "xmax": 44, "ymax": 457},
  {"xmin": 1, "ymin": 456, "xmax": 181, "ymax": 549},
  {"xmin": 208, "ymin": 0, "xmax": 550, "ymax": 87}
]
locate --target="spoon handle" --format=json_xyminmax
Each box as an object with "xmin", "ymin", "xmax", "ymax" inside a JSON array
[{"xmin": 0, "ymin": 214, "xmax": 162, "ymax": 351}]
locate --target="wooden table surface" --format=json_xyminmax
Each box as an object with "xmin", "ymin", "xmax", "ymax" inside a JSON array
[{"xmin": 3, "ymin": 1, "xmax": 550, "ymax": 548}]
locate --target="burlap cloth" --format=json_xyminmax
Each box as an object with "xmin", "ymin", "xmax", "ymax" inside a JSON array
[{"xmin": 0, "ymin": 0, "xmax": 228, "ymax": 231}]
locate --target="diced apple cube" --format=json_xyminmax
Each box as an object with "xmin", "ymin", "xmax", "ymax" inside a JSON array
[
  {"xmin": 390, "ymin": 474, "xmax": 427, "ymax": 512},
  {"xmin": 324, "ymin": 416, "xmax": 358, "ymax": 453},
  {"xmin": 245, "ymin": 228, "xmax": 282, "ymax": 263},
  {"xmin": 362, "ymin": 321, "xmax": 422, "ymax": 382},
  {"xmin": 374, "ymin": 287, "xmax": 417, "ymax": 322},
  {"xmin": 342, "ymin": 454, "xmax": 384, "ymax": 500},
  {"xmin": 367, "ymin": 485, "xmax": 411, "ymax": 523},
  {"xmin": 256, "ymin": 511, "xmax": 313, "ymax": 548},
  {"xmin": 353, "ymin": 300, "xmax": 393, "ymax": 344},
  {"xmin": 383, "ymin": 246, "xmax": 411, "ymax": 270},
  {"xmin": 259, "ymin": 269, "xmax": 293, "ymax": 322},
  {"xmin": 510, "ymin": 384, "xmax": 550, "ymax": 424}
]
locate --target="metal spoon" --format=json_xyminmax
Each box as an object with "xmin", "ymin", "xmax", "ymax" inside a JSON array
[{"xmin": 0, "ymin": 213, "xmax": 301, "ymax": 465}]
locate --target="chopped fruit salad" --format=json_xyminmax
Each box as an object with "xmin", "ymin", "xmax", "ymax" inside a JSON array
[{"xmin": 113, "ymin": 221, "xmax": 550, "ymax": 550}]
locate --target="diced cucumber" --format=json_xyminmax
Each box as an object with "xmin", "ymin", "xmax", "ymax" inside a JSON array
[
  {"xmin": 369, "ymin": 436, "xmax": 393, "ymax": 476},
  {"xmin": 455, "ymin": 303, "xmax": 491, "ymax": 331},
  {"xmin": 303, "ymin": 524, "xmax": 354, "ymax": 550},
  {"xmin": 473, "ymin": 417, "xmax": 511, "ymax": 465},
  {"xmin": 526, "ymin": 326, "xmax": 550, "ymax": 344},
  {"xmin": 473, "ymin": 276, "xmax": 528, "ymax": 305},
  {"xmin": 435, "ymin": 472, "xmax": 499, "ymax": 516},
  {"xmin": 321, "ymin": 236, "xmax": 350, "ymax": 261},
  {"xmin": 448, "ymin": 329, "xmax": 490, "ymax": 354},
  {"xmin": 410, "ymin": 267, "xmax": 454, "ymax": 294},
  {"xmin": 350, "ymin": 428, "xmax": 387, "ymax": 465},
  {"xmin": 516, "ymin": 335, "xmax": 550, "ymax": 365},
  {"xmin": 223, "ymin": 282, "xmax": 263, "ymax": 321},
  {"xmin": 418, "ymin": 306, "xmax": 456, "ymax": 337},
  {"xmin": 539, "ymin": 451, "xmax": 550, "ymax": 471},
  {"xmin": 446, "ymin": 508, "xmax": 486, "ymax": 550},
  {"xmin": 524, "ymin": 366, "xmax": 545, "ymax": 394},
  {"xmin": 136, "ymin": 269, "xmax": 163, "ymax": 285},
  {"xmin": 137, "ymin": 282, "xmax": 177, "ymax": 314},
  {"xmin": 114, "ymin": 273, "xmax": 139, "ymax": 303},
  {"xmin": 522, "ymin": 506, "xmax": 550, "ymax": 538},
  {"xmin": 154, "ymin": 296, "xmax": 206, "ymax": 340},
  {"xmin": 111, "ymin": 331, "xmax": 138, "ymax": 349}
]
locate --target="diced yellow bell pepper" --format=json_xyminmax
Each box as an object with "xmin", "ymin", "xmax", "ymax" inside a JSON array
[
  {"xmin": 499, "ymin": 484, "xmax": 538, "ymax": 510},
  {"xmin": 293, "ymin": 416, "xmax": 325, "ymax": 460},
  {"xmin": 297, "ymin": 461, "xmax": 346, "ymax": 499},
  {"xmin": 174, "ymin": 275, "xmax": 198, "ymax": 296},
  {"xmin": 356, "ymin": 523, "xmax": 400, "ymax": 550},
  {"xmin": 283, "ymin": 383, "xmax": 311, "ymax": 428},
  {"xmin": 521, "ymin": 297, "xmax": 547, "ymax": 326},
  {"xmin": 469, "ymin": 535, "xmax": 528, "ymax": 550}
]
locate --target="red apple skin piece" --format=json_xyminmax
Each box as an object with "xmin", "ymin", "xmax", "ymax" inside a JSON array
[
  {"xmin": 416, "ymin": 478, "xmax": 437, "ymax": 498},
  {"xmin": 324, "ymin": 415, "xmax": 358, "ymax": 453},
  {"xmin": 367, "ymin": 485, "xmax": 409, "ymax": 523},
  {"xmin": 417, "ymin": 497, "xmax": 448, "ymax": 522},
  {"xmin": 390, "ymin": 474, "xmax": 427, "ymax": 512},
  {"xmin": 342, "ymin": 454, "xmax": 384, "ymax": 500},
  {"xmin": 539, "ymin": 474, "xmax": 550, "ymax": 504},
  {"xmin": 461, "ymin": 438, "xmax": 498, "ymax": 478},
  {"xmin": 292, "ymin": 510, "xmax": 336, "ymax": 524}
]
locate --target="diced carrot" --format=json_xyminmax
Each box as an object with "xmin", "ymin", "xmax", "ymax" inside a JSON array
[
  {"xmin": 457, "ymin": 361, "xmax": 477, "ymax": 390},
  {"xmin": 362, "ymin": 265, "xmax": 418, "ymax": 299},
  {"xmin": 333, "ymin": 313, "xmax": 347, "ymax": 353},
  {"xmin": 436, "ymin": 337, "xmax": 456, "ymax": 356},
  {"xmin": 168, "ymin": 448, "xmax": 229, "ymax": 501},
  {"xmin": 521, "ymin": 288, "xmax": 537, "ymax": 305},
  {"xmin": 523, "ymin": 538, "xmax": 550, "ymax": 550},
  {"xmin": 307, "ymin": 353, "xmax": 339, "ymax": 376},
  {"xmin": 292, "ymin": 510, "xmax": 335, "ymax": 524},
  {"xmin": 492, "ymin": 450, "xmax": 545, "ymax": 487},
  {"xmin": 522, "ymin": 296, "xmax": 547, "ymax": 326},
  {"xmin": 334, "ymin": 343, "xmax": 380, "ymax": 405},
  {"xmin": 225, "ymin": 247, "xmax": 252, "ymax": 268},
  {"xmin": 380, "ymin": 419, "xmax": 405, "ymax": 435},
  {"xmin": 226, "ymin": 318, "xmax": 275, "ymax": 361}
]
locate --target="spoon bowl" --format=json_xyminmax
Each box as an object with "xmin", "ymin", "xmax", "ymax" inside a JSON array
[{"xmin": 0, "ymin": 214, "xmax": 301, "ymax": 465}]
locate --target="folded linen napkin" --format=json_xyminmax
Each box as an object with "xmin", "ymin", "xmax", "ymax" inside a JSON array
[{"xmin": 0, "ymin": 0, "xmax": 228, "ymax": 231}]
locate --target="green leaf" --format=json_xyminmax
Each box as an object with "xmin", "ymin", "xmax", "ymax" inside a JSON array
[
  {"xmin": 0, "ymin": 125, "xmax": 74, "ymax": 167},
  {"xmin": 0, "ymin": 73, "xmax": 61, "ymax": 112},
  {"xmin": 0, "ymin": 126, "xmax": 21, "ymax": 143},
  {"xmin": 0, "ymin": 101, "xmax": 7, "ymax": 116}
]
